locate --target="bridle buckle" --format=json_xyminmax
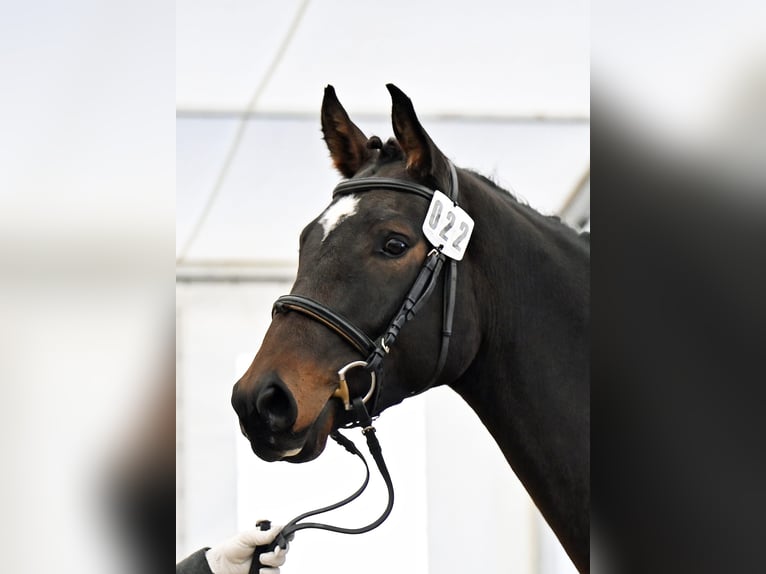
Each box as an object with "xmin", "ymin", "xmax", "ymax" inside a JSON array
[{"xmin": 333, "ymin": 360, "xmax": 376, "ymax": 411}]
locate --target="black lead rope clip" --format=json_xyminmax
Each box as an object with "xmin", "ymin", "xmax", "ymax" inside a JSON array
[
  {"xmin": 249, "ymin": 397, "xmax": 394, "ymax": 573},
  {"xmin": 250, "ymin": 520, "xmax": 274, "ymax": 574}
]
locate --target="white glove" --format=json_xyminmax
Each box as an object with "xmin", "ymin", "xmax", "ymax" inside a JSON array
[{"xmin": 205, "ymin": 523, "xmax": 289, "ymax": 574}]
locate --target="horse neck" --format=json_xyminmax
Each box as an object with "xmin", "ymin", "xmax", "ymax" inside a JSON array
[{"xmin": 453, "ymin": 173, "xmax": 590, "ymax": 571}]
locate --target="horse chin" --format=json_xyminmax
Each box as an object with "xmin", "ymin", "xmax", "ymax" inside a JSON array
[
  {"xmin": 274, "ymin": 400, "xmax": 338, "ymax": 464},
  {"xmin": 251, "ymin": 404, "xmax": 335, "ymax": 463}
]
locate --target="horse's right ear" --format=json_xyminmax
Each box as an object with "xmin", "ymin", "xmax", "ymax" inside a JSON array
[{"xmin": 321, "ymin": 85, "xmax": 371, "ymax": 178}]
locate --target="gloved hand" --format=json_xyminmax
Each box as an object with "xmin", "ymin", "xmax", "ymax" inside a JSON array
[{"xmin": 205, "ymin": 523, "xmax": 289, "ymax": 574}]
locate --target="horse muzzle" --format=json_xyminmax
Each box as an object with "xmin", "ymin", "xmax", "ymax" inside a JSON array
[{"xmin": 232, "ymin": 373, "xmax": 339, "ymax": 463}]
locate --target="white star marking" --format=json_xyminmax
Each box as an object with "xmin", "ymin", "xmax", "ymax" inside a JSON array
[{"xmin": 318, "ymin": 195, "xmax": 360, "ymax": 241}]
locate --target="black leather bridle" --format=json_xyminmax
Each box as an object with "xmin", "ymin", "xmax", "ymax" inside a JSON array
[
  {"xmin": 272, "ymin": 162, "xmax": 460, "ymax": 424},
  {"xmin": 250, "ymin": 164, "xmax": 462, "ymax": 570}
]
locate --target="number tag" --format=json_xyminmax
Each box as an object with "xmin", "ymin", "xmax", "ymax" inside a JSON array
[{"xmin": 422, "ymin": 190, "xmax": 475, "ymax": 260}]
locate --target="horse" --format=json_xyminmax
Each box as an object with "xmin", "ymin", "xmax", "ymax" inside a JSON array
[{"xmin": 231, "ymin": 84, "xmax": 590, "ymax": 572}]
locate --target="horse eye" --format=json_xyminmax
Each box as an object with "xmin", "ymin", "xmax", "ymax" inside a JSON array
[{"xmin": 382, "ymin": 238, "xmax": 408, "ymax": 257}]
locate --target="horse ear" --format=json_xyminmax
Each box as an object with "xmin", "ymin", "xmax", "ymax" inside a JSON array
[
  {"xmin": 386, "ymin": 83, "xmax": 450, "ymax": 190},
  {"xmin": 321, "ymin": 85, "xmax": 371, "ymax": 178}
]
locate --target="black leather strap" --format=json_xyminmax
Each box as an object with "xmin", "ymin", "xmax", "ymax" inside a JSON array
[
  {"xmin": 333, "ymin": 177, "xmax": 435, "ymax": 202},
  {"xmin": 252, "ymin": 420, "xmax": 394, "ymax": 565},
  {"xmin": 367, "ymin": 249, "xmax": 445, "ymax": 373},
  {"xmin": 421, "ymin": 162, "xmax": 460, "ymax": 389},
  {"xmin": 273, "ymin": 295, "xmax": 376, "ymax": 357}
]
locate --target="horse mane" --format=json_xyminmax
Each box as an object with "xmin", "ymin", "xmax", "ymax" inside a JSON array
[
  {"xmin": 364, "ymin": 136, "xmax": 588, "ymax": 243},
  {"xmin": 466, "ymin": 170, "xmax": 590, "ymax": 243}
]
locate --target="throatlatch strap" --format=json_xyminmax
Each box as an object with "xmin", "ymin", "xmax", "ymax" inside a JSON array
[{"xmin": 420, "ymin": 163, "xmax": 461, "ymax": 389}]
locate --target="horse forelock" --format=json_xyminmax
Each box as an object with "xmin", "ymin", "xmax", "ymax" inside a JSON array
[{"xmin": 363, "ymin": 136, "xmax": 404, "ymax": 166}]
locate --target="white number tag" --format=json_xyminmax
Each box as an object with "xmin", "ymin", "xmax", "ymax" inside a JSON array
[{"xmin": 422, "ymin": 190, "xmax": 474, "ymax": 260}]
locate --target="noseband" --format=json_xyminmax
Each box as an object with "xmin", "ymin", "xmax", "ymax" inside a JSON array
[
  {"xmin": 251, "ymin": 165, "xmax": 463, "ymax": 569},
  {"xmin": 272, "ymin": 163, "xmax": 461, "ymax": 425}
]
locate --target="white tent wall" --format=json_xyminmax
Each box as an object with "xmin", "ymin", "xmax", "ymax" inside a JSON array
[
  {"xmin": 176, "ymin": 0, "xmax": 589, "ymax": 117},
  {"xmin": 176, "ymin": 2, "xmax": 588, "ymax": 573},
  {"xmin": 177, "ymin": 116, "xmax": 588, "ymax": 262}
]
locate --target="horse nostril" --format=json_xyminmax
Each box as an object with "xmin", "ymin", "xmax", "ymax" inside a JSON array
[{"xmin": 254, "ymin": 375, "xmax": 297, "ymax": 433}]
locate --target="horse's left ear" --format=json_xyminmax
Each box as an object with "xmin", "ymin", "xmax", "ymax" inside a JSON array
[{"xmin": 387, "ymin": 84, "xmax": 450, "ymax": 191}]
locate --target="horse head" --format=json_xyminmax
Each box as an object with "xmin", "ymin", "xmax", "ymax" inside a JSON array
[{"xmin": 231, "ymin": 85, "xmax": 481, "ymax": 463}]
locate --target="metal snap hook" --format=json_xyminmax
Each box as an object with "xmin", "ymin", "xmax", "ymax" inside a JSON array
[{"xmin": 333, "ymin": 360, "xmax": 376, "ymax": 411}]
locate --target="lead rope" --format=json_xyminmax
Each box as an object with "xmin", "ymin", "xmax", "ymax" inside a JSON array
[{"xmin": 249, "ymin": 398, "xmax": 394, "ymax": 573}]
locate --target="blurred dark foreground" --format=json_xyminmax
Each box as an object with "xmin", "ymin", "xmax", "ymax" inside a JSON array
[{"xmin": 591, "ymin": 105, "xmax": 766, "ymax": 572}]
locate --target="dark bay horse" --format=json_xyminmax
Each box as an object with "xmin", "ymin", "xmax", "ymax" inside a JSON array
[{"xmin": 232, "ymin": 84, "xmax": 590, "ymax": 572}]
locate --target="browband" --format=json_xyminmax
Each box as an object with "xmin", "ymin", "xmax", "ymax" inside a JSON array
[{"xmin": 333, "ymin": 177, "xmax": 435, "ymax": 202}]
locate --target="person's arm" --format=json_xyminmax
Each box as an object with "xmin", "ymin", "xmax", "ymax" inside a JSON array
[
  {"xmin": 176, "ymin": 524, "xmax": 288, "ymax": 574},
  {"xmin": 176, "ymin": 547, "xmax": 213, "ymax": 574}
]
